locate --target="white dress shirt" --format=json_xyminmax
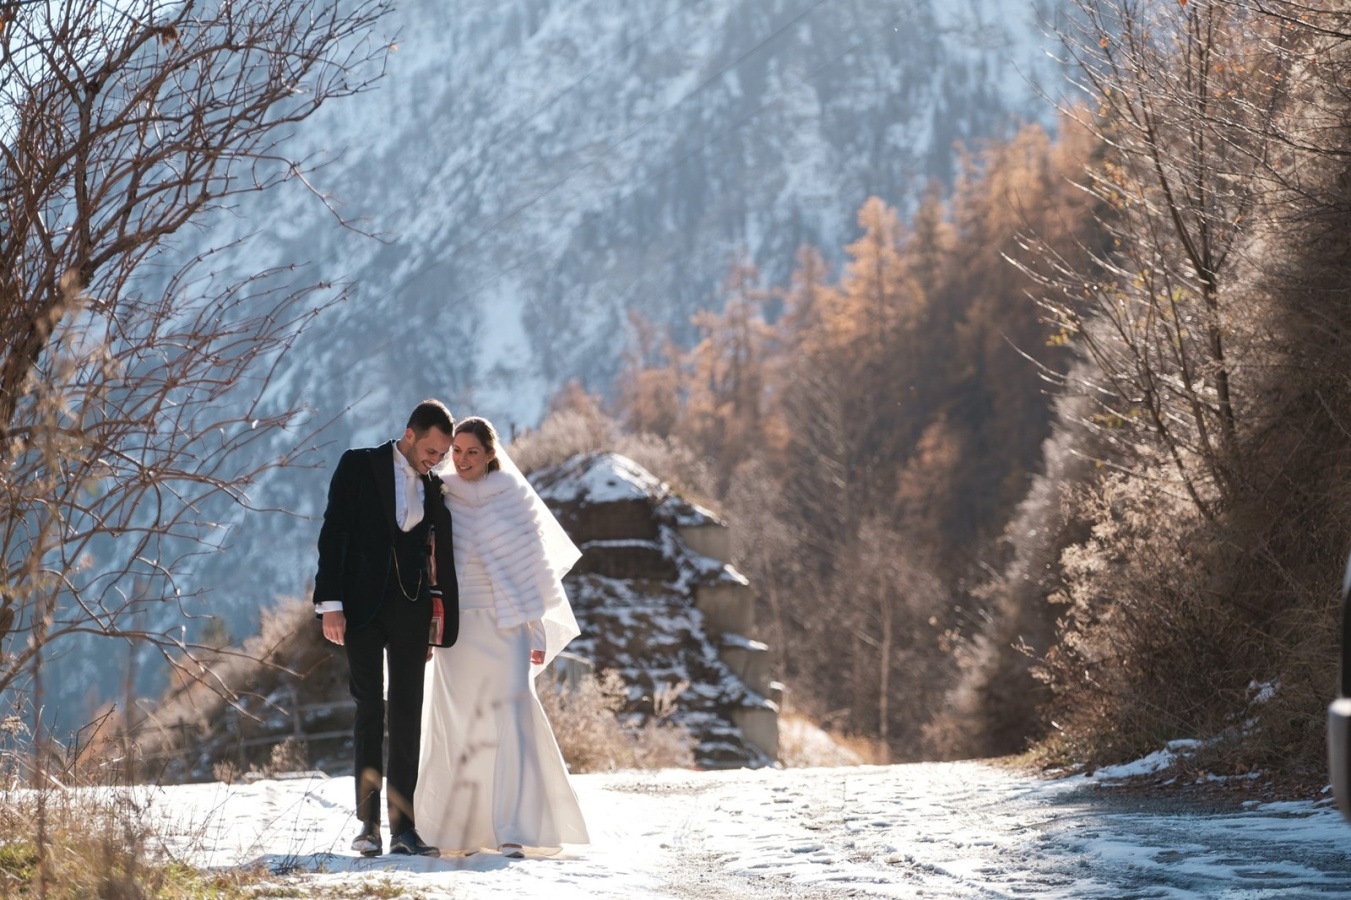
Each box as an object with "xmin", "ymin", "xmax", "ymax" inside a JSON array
[{"xmin": 394, "ymin": 446, "xmax": 425, "ymax": 532}]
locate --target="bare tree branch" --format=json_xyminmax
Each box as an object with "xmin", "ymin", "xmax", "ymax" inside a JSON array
[{"xmin": 0, "ymin": 0, "xmax": 392, "ymax": 707}]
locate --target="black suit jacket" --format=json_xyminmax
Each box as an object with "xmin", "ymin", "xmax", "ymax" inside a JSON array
[{"xmin": 314, "ymin": 441, "xmax": 459, "ymax": 643}]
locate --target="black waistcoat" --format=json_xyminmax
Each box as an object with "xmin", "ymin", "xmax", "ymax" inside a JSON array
[{"xmin": 388, "ymin": 518, "xmax": 431, "ymax": 602}]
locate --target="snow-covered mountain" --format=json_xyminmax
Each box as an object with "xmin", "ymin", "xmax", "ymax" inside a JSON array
[
  {"xmin": 52, "ymin": 0, "xmax": 1072, "ymax": 720},
  {"xmin": 227, "ymin": 0, "xmax": 1068, "ymax": 420}
]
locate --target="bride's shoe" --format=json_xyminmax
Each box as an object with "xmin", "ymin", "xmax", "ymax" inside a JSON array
[{"xmin": 499, "ymin": 842, "xmax": 525, "ymax": 858}]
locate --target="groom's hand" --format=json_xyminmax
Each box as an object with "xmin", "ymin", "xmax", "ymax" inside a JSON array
[{"xmin": 322, "ymin": 610, "xmax": 347, "ymax": 645}]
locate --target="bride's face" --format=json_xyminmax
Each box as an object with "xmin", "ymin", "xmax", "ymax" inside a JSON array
[{"xmin": 451, "ymin": 432, "xmax": 494, "ymax": 482}]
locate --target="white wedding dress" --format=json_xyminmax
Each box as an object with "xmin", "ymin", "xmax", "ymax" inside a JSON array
[{"xmin": 415, "ymin": 463, "xmax": 589, "ymax": 855}]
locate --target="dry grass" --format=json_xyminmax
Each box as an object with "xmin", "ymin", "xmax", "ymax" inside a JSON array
[
  {"xmin": 0, "ymin": 685, "xmax": 310, "ymax": 897},
  {"xmin": 539, "ymin": 669, "xmax": 695, "ymax": 772},
  {"xmin": 776, "ymin": 712, "xmax": 880, "ymax": 768},
  {"xmin": 0, "ymin": 761, "xmax": 266, "ymax": 898}
]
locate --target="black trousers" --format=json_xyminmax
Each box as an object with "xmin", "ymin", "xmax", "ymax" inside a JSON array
[{"xmin": 345, "ymin": 592, "xmax": 429, "ymax": 836}]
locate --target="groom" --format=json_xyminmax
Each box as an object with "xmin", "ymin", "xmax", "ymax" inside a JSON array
[{"xmin": 314, "ymin": 399, "xmax": 459, "ymax": 857}]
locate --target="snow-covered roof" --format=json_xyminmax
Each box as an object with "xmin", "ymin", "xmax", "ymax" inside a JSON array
[
  {"xmin": 532, "ymin": 452, "xmax": 724, "ymax": 528},
  {"xmin": 535, "ymin": 452, "xmax": 666, "ymax": 505}
]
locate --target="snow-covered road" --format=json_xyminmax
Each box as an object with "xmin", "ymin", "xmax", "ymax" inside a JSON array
[{"xmin": 151, "ymin": 761, "xmax": 1351, "ymax": 897}]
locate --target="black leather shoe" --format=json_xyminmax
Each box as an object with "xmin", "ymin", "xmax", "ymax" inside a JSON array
[
  {"xmin": 390, "ymin": 828, "xmax": 440, "ymax": 857},
  {"xmin": 351, "ymin": 826, "xmax": 382, "ymax": 857}
]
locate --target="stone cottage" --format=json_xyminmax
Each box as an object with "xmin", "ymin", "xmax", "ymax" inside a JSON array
[{"xmin": 531, "ymin": 452, "xmax": 779, "ymax": 768}]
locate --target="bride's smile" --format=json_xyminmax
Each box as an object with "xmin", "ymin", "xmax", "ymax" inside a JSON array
[{"xmin": 451, "ymin": 432, "xmax": 495, "ymax": 481}]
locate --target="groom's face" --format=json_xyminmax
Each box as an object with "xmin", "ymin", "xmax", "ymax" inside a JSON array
[{"xmin": 403, "ymin": 426, "xmax": 452, "ymax": 474}]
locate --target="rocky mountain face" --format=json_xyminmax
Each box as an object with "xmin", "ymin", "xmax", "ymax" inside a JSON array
[
  {"xmin": 218, "ymin": 0, "xmax": 1069, "ymax": 420},
  {"xmin": 50, "ymin": 0, "xmax": 1072, "ymax": 720}
]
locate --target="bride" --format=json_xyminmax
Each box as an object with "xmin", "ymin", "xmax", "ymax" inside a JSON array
[{"xmin": 415, "ymin": 416, "xmax": 590, "ymax": 857}]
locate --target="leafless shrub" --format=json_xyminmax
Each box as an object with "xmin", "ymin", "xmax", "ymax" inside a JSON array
[
  {"xmin": 776, "ymin": 712, "xmax": 874, "ymax": 768},
  {"xmin": 1007, "ymin": 0, "xmax": 1351, "ymax": 779},
  {"xmin": 1031, "ymin": 471, "xmax": 1257, "ymax": 765},
  {"xmin": 211, "ymin": 759, "xmax": 242, "ymax": 787},
  {"xmin": 940, "ymin": 0, "xmax": 1319, "ymax": 778},
  {"xmin": 612, "ymin": 432, "xmax": 719, "ymax": 506},
  {"xmin": 538, "ymin": 669, "xmax": 694, "ymax": 772},
  {"xmin": 933, "ymin": 380, "xmax": 1105, "ymax": 760},
  {"xmin": 136, "ymin": 596, "xmax": 344, "ymax": 780},
  {"xmin": 264, "ymin": 737, "xmax": 311, "ymax": 777},
  {"xmin": 511, "ymin": 409, "xmax": 619, "ymax": 474},
  {"xmin": 512, "ymin": 408, "xmax": 718, "ymax": 504},
  {"xmin": 1036, "ymin": 0, "xmax": 1290, "ymax": 514},
  {"xmin": 0, "ymin": 723, "xmax": 262, "ymax": 896}
]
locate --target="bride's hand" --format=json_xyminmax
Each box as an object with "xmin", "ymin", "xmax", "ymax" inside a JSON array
[{"xmin": 530, "ymin": 649, "xmax": 544, "ymax": 665}]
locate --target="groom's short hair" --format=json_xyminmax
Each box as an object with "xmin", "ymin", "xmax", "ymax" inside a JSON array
[{"xmin": 407, "ymin": 399, "xmax": 454, "ymax": 436}]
